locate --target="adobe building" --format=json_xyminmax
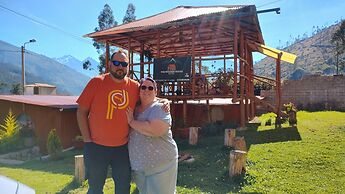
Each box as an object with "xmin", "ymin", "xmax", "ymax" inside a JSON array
[
  {"xmin": 24, "ymin": 83, "xmax": 57, "ymax": 95},
  {"xmin": 0, "ymin": 95, "xmax": 80, "ymax": 154}
]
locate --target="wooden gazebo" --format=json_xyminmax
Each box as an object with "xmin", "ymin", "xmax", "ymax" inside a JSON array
[{"xmin": 85, "ymin": 5, "xmax": 296, "ymax": 127}]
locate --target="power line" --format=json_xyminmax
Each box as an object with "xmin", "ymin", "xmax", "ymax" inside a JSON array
[
  {"xmin": 0, "ymin": 49, "xmax": 21, "ymax": 53},
  {"xmin": 0, "ymin": 49, "xmax": 39, "ymax": 54},
  {"xmin": 0, "ymin": 4, "xmax": 92, "ymax": 44},
  {"xmin": 257, "ymin": 0, "xmax": 283, "ymax": 8}
]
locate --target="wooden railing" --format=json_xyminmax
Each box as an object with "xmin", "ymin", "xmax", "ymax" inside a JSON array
[{"xmin": 156, "ymin": 72, "xmax": 234, "ymax": 100}]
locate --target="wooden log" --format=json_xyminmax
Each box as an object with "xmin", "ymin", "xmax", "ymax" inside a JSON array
[
  {"xmin": 189, "ymin": 127, "xmax": 199, "ymax": 145},
  {"xmin": 74, "ymin": 155, "xmax": 85, "ymax": 183},
  {"xmin": 234, "ymin": 136, "xmax": 247, "ymax": 151},
  {"xmin": 224, "ymin": 128, "xmax": 236, "ymax": 147},
  {"xmin": 229, "ymin": 150, "xmax": 247, "ymax": 177}
]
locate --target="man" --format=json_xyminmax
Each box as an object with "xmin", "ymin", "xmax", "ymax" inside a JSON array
[{"xmin": 77, "ymin": 50, "xmax": 140, "ymax": 194}]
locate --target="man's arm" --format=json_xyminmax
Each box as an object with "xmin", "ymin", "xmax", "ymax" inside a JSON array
[
  {"xmin": 126, "ymin": 107, "xmax": 169, "ymax": 137},
  {"xmin": 76, "ymin": 106, "xmax": 92, "ymax": 142},
  {"xmin": 156, "ymin": 97, "xmax": 170, "ymax": 112}
]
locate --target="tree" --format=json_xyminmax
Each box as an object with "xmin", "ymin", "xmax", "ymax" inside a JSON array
[
  {"xmin": 331, "ymin": 20, "xmax": 345, "ymax": 74},
  {"xmin": 0, "ymin": 82, "xmax": 6, "ymax": 91},
  {"xmin": 10, "ymin": 83, "xmax": 21, "ymax": 95},
  {"xmin": 91, "ymin": 4, "xmax": 117, "ymax": 74},
  {"xmin": 123, "ymin": 3, "xmax": 136, "ymax": 24},
  {"xmin": 47, "ymin": 128, "xmax": 62, "ymax": 159},
  {"xmin": 82, "ymin": 60, "xmax": 92, "ymax": 70},
  {"xmin": 332, "ymin": 20, "xmax": 345, "ymax": 54}
]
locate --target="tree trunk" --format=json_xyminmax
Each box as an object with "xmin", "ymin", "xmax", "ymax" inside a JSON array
[
  {"xmin": 224, "ymin": 128, "xmax": 236, "ymax": 147},
  {"xmin": 229, "ymin": 150, "xmax": 247, "ymax": 177}
]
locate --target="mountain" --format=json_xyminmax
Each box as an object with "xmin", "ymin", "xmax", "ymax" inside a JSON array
[
  {"xmin": 254, "ymin": 22, "xmax": 345, "ymax": 80},
  {"xmin": 54, "ymin": 55, "xmax": 99, "ymax": 77},
  {"xmin": 0, "ymin": 40, "xmax": 91, "ymax": 95}
]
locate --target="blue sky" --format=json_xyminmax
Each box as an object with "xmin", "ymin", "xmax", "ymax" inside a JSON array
[{"xmin": 0, "ymin": 0, "xmax": 344, "ymax": 62}]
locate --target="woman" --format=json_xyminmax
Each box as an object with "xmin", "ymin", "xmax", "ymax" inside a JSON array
[{"xmin": 126, "ymin": 77, "xmax": 178, "ymax": 194}]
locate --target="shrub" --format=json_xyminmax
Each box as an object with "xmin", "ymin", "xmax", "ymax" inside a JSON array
[
  {"xmin": 0, "ymin": 109, "xmax": 21, "ymax": 139},
  {"xmin": 47, "ymin": 129, "xmax": 63, "ymax": 159},
  {"xmin": 283, "ymin": 102, "xmax": 297, "ymax": 125},
  {"xmin": 0, "ymin": 109, "xmax": 24, "ymax": 153},
  {"xmin": 283, "ymin": 102, "xmax": 297, "ymax": 113}
]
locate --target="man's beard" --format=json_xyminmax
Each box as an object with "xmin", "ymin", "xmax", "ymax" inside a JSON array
[{"xmin": 110, "ymin": 69, "xmax": 127, "ymax": 80}]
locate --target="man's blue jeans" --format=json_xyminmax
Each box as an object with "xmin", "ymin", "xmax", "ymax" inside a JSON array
[{"xmin": 84, "ymin": 142, "xmax": 131, "ymax": 194}]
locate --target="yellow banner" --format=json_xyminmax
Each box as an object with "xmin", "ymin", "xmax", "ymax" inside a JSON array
[{"xmin": 248, "ymin": 41, "xmax": 297, "ymax": 64}]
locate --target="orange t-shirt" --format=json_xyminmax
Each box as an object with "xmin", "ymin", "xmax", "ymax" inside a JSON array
[{"xmin": 77, "ymin": 74, "xmax": 139, "ymax": 146}]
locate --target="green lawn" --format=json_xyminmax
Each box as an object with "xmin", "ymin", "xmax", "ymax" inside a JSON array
[{"xmin": 0, "ymin": 111, "xmax": 344, "ymax": 193}]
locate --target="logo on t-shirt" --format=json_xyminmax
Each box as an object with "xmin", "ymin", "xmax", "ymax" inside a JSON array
[{"xmin": 106, "ymin": 89, "xmax": 129, "ymax": 119}]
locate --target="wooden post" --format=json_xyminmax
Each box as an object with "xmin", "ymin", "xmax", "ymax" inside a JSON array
[
  {"xmin": 233, "ymin": 22, "xmax": 239, "ymax": 101},
  {"xmin": 74, "ymin": 155, "xmax": 85, "ymax": 183},
  {"xmin": 105, "ymin": 42, "xmax": 109, "ymax": 73},
  {"xmin": 206, "ymin": 100, "xmax": 210, "ymax": 123},
  {"xmin": 248, "ymin": 51, "xmax": 255, "ymax": 119},
  {"xmin": 224, "ymin": 128, "xmax": 236, "ymax": 147},
  {"xmin": 183, "ymin": 100, "xmax": 187, "ymax": 127},
  {"xmin": 189, "ymin": 127, "xmax": 199, "ymax": 145},
  {"xmin": 229, "ymin": 150, "xmax": 247, "ymax": 177},
  {"xmin": 239, "ymin": 30, "xmax": 245, "ymax": 127},
  {"xmin": 140, "ymin": 43, "xmax": 144, "ymax": 79},
  {"xmin": 191, "ymin": 26, "xmax": 196, "ymax": 98},
  {"xmin": 275, "ymin": 53, "xmax": 283, "ymax": 128},
  {"xmin": 234, "ymin": 136, "xmax": 247, "ymax": 151},
  {"xmin": 128, "ymin": 38, "xmax": 132, "ymax": 78}
]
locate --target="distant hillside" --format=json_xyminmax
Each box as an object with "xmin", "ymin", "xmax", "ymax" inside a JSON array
[
  {"xmin": 0, "ymin": 40, "xmax": 90, "ymax": 95},
  {"xmin": 254, "ymin": 22, "xmax": 345, "ymax": 80},
  {"xmin": 54, "ymin": 55, "xmax": 99, "ymax": 77}
]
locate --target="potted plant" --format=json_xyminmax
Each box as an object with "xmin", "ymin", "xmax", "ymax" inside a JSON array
[{"xmin": 212, "ymin": 70, "xmax": 234, "ymax": 95}]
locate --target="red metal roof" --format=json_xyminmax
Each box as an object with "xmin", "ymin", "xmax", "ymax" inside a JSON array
[
  {"xmin": 85, "ymin": 5, "xmax": 263, "ymax": 58},
  {"xmin": 0, "ymin": 95, "xmax": 78, "ymax": 109},
  {"xmin": 86, "ymin": 5, "xmax": 249, "ymax": 37}
]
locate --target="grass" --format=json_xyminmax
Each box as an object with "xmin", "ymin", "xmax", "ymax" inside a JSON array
[{"xmin": 0, "ymin": 111, "xmax": 344, "ymax": 193}]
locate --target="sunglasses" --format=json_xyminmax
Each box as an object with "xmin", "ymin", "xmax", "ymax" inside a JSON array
[
  {"xmin": 140, "ymin": 85, "xmax": 155, "ymax": 91},
  {"xmin": 112, "ymin": 60, "xmax": 128, "ymax": 67}
]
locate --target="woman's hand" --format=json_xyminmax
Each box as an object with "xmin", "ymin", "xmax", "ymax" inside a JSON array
[{"xmin": 126, "ymin": 107, "xmax": 134, "ymax": 125}]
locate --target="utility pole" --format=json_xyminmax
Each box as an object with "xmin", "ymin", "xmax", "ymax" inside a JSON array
[{"xmin": 21, "ymin": 39, "xmax": 36, "ymax": 94}]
